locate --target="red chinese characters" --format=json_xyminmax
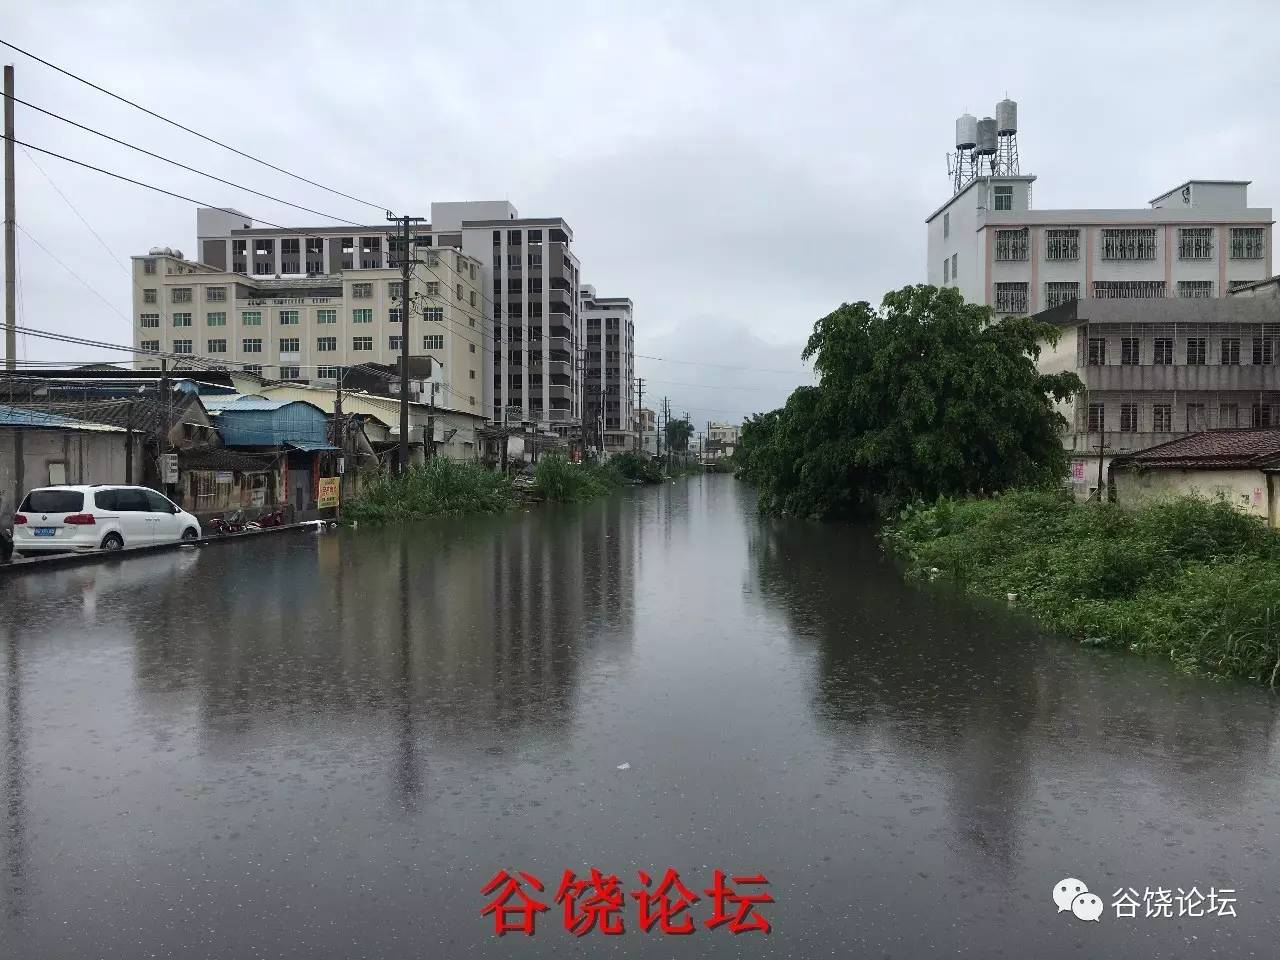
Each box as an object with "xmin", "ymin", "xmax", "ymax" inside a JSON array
[{"xmin": 482, "ymin": 867, "xmax": 771, "ymax": 936}]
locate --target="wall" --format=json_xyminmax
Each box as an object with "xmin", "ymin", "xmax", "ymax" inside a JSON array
[
  {"xmin": 1113, "ymin": 466, "xmax": 1270, "ymax": 521},
  {"xmin": 1, "ymin": 428, "xmax": 142, "ymax": 513}
]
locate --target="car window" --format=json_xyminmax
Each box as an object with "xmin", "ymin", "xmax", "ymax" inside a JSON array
[
  {"xmin": 113, "ymin": 489, "xmax": 151, "ymax": 512},
  {"xmin": 94, "ymin": 490, "xmax": 118, "ymax": 511},
  {"xmin": 143, "ymin": 490, "xmax": 176, "ymax": 513},
  {"xmin": 20, "ymin": 490, "xmax": 84, "ymax": 513}
]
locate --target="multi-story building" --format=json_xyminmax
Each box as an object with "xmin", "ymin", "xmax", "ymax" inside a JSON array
[
  {"xmin": 705, "ymin": 421, "xmax": 741, "ymax": 461},
  {"xmin": 579, "ymin": 285, "xmax": 635, "ymax": 452},
  {"xmin": 927, "ymin": 102, "xmax": 1273, "ymax": 313},
  {"xmin": 175, "ymin": 201, "xmax": 585, "ymax": 435},
  {"xmin": 1036, "ymin": 296, "xmax": 1280, "ymax": 497}
]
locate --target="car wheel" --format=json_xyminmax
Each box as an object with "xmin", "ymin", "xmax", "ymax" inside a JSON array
[
  {"xmin": 181, "ymin": 528, "xmax": 199, "ymax": 542},
  {"xmin": 100, "ymin": 533, "xmax": 124, "ymax": 552}
]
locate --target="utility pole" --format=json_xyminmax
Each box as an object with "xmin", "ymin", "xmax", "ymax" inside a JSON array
[
  {"xmin": 387, "ymin": 212, "xmax": 425, "ymax": 475},
  {"xmin": 426, "ymin": 379, "xmax": 437, "ymax": 461},
  {"xmin": 334, "ymin": 364, "xmax": 345, "ymax": 518},
  {"xmin": 634, "ymin": 376, "xmax": 644, "ymax": 455},
  {"xmin": 4, "ymin": 65, "xmax": 15, "ymax": 371},
  {"xmin": 1093, "ymin": 427, "xmax": 1110, "ymax": 502},
  {"xmin": 159, "ymin": 358, "xmax": 172, "ymax": 497}
]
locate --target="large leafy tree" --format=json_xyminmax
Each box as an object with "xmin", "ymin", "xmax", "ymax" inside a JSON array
[
  {"xmin": 665, "ymin": 418, "xmax": 694, "ymax": 452},
  {"xmin": 737, "ymin": 285, "xmax": 1081, "ymax": 519}
]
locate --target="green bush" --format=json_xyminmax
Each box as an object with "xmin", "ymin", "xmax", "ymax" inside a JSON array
[
  {"xmin": 346, "ymin": 459, "xmax": 515, "ymax": 523},
  {"xmin": 533, "ymin": 454, "xmax": 621, "ymax": 502},
  {"xmin": 609, "ymin": 451, "xmax": 663, "ymax": 484},
  {"xmin": 885, "ymin": 490, "xmax": 1280, "ymax": 685}
]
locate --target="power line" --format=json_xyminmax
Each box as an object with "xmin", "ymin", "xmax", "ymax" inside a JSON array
[
  {"xmin": 635, "ymin": 351, "xmax": 808, "ymax": 375},
  {"xmin": 21, "ymin": 144, "xmax": 133, "ymax": 277},
  {"xmin": 15, "ymin": 223, "xmax": 132, "ymax": 329},
  {"xmin": 14, "ymin": 96, "xmax": 368, "ymax": 227},
  {"xmin": 7, "ymin": 137, "xmax": 295, "ymax": 229},
  {"xmin": 0, "ymin": 39, "xmax": 391, "ymax": 214}
]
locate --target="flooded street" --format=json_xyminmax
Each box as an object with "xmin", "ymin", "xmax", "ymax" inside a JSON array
[{"xmin": 2, "ymin": 474, "xmax": 1279, "ymax": 958}]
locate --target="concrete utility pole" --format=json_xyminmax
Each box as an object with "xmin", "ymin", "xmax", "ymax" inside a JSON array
[
  {"xmin": 634, "ymin": 377, "xmax": 644, "ymax": 454},
  {"xmin": 4, "ymin": 65, "xmax": 15, "ymax": 371},
  {"xmin": 387, "ymin": 213, "xmax": 425, "ymax": 475}
]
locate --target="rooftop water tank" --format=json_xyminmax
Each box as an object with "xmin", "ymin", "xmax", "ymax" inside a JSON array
[
  {"xmin": 975, "ymin": 117, "xmax": 998, "ymax": 155},
  {"xmin": 955, "ymin": 113, "xmax": 977, "ymax": 150},
  {"xmin": 996, "ymin": 99, "xmax": 1018, "ymax": 136}
]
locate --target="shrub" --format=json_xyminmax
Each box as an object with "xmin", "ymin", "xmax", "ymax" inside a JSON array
[
  {"xmin": 533, "ymin": 455, "xmax": 620, "ymax": 502},
  {"xmin": 610, "ymin": 451, "xmax": 663, "ymax": 484},
  {"xmin": 345, "ymin": 459, "xmax": 515, "ymax": 523}
]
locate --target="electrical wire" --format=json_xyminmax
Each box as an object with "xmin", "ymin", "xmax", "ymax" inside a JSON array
[
  {"xmin": 14, "ymin": 97, "xmax": 369, "ymax": 227},
  {"xmin": 0, "ymin": 39, "xmax": 392, "ymax": 214},
  {"xmin": 21, "ymin": 144, "xmax": 134, "ymax": 277},
  {"xmin": 15, "ymin": 223, "xmax": 133, "ymax": 330}
]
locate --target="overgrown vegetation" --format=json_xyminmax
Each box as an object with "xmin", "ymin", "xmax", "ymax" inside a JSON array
[
  {"xmin": 533, "ymin": 455, "xmax": 622, "ymax": 502},
  {"xmin": 885, "ymin": 489, "xmax": 1280, "ymax": 685},
  {"xmin": 735, "ymin": 285, "xmax": 1081, "ymax": 519},
  {"xmin": 609, "ymin": 451, "xmax": 664, "ymax": 484},
  {"xmin": 346, "ymin": 459, "xmax": 515, "ymax": 522}
]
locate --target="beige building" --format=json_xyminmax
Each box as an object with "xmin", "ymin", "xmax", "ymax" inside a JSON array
[
  {"xmin": 1111, "ymin": 429, "xmax": 1280, "ymax": 526},
  {"xmin": 134, "ymin": 216, "xmax": 486, "ymax": 419}
]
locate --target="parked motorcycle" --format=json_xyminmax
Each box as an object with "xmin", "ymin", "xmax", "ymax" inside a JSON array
[
  {"xmin": 245, "ymin": 507, "xmax": 286, "ymax": 530},
  {"xmin": 208, "ymin": 510, "xmax": 246, "ymax": 535}
]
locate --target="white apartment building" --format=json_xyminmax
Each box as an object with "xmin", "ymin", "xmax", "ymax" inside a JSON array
[
  {"xmin": 579, "ymin": 285, "xmax": 635, "ymax": 452},
  {"xmin": 183, "ymin": 202, "xmax": 584, "ymax": 435},
  {"xmin": 926, "ymin": 103, "xmax": 1273, "ymax": 313},
  {"xmin": 131, "ymin": 236, "xmax": 486, "ymax": 417}
]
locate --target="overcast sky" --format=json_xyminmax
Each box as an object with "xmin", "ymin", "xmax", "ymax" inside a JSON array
[{"xmin": 5, "ymin": 1, "xmax": 1277, "ymax": 426}]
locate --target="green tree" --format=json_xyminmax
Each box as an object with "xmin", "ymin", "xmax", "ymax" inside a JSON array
[
  {"xmin": 736, "ymin": 284, "xmax": 1082, "ymax": 519},
  {"xmin": 665, "ymin": 417, "xmax": 694, "ymax": 452}
]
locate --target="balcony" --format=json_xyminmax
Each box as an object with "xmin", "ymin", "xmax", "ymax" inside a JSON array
[
  {"xmin": 530, "ymin": 359, "xmax": 572, "ymax": 377},
  {"xmin": 548, "ymin": 384, "xmax": 573, "ymax": 401},
  {"xmin": 546, "ymin": 408, "xmax": 571, "ymax": 423}
]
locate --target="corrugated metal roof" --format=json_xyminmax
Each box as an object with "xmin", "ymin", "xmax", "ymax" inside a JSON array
[
  {"xmin": 0, "ymin": 403, "xmax": 127, "ymax": 432},
  {"xmin": 1114, "ymin": 429, "xmax": 1280, "ymax": 470},
  {"xmin": 286, "ymin": 440, "xmax": 339, "ymax": 452},
  {"xmin": 204, "ymin": 395, "xmax": 308, "ymax": 412}
]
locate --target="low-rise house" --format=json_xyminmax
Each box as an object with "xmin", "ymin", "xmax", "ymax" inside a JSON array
[{"xmin": 1110, "ymin": 428, "xmax": 1280, "ymax": 525}]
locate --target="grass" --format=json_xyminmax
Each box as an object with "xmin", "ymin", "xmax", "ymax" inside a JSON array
[
  {"xmin": 884, "ymin": 489, "xmax": 1280, "ymax": 685},
  {"xmin": 345, "ymin": 459, "xmax": 516, "ymax": 523},
  {"xmin": 533, "ymin": 454, "xmax": 622, "ymax": 502}
]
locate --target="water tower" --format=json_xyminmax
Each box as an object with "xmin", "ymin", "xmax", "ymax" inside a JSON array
[
  {"xmin": 949, "ymin": 113, "xmax": 978, "ymax": 192},
  {"xmin": 974, "ymin": 116, "xmax": 998, "ymax": 175},
  {"xmin": 995, "ymin": 98, "xmax": 1020, "ymax": 175}
]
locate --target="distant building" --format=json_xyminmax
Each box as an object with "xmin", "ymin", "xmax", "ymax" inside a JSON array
[
  {"xmin": 1035, "ymin": 296, "xmax": 1280, "ymax": 498},
  {"xmin": 705, "ymin": 421, "xmax": 741, "ymax": 461},
  {"xmin": 580, "ymin": 285, "xmax": 635, "ymax": 453},
  {"xmin": 928, "ymin": 100, "xmax": 1273, "ymax": 312}
]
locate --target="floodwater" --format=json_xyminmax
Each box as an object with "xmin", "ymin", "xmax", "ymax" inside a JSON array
[{"xmin": 2, "ymin": 476, "xmax": 1278, "ymax": 959}]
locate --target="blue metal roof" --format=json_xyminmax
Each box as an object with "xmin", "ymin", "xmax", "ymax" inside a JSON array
[
  {"xmin": 201, "ymin": 394, "xmax": 303, "ymax": 412},
  {"xmin": 287, "ymin": 440, "xmax": 339, "ymax": 452},
  {"xmin": 208, "ymin": 396, "xmax": 331, "ymax": 448},
  {"xmin": 0, "ymin": 403, "xmax": 126, "ymax": 432}
]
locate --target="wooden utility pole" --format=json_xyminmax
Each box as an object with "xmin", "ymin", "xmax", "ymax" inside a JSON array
[
  {"xmin": 387, "ymin": 213, "xmax": 425, "ymax": 475},
  {"xmin": 4, "ymin": 65, "xmax": 15, "ymax": 371}
]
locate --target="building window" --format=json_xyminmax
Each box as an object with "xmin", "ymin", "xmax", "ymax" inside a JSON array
[
  {"xmin": 1153, "ymin": 337, "xmax": 1173, "ymax": 365},
  {"xmin": 1119, "ymin": 403, "xmax": 1139, "ymax": 432},
  {"xmin": 317, "ymin": 337, "xmax": 337, "ymax": 352},
  {"xmin": 1044, "ymin": 282, "xmax": 1079, "ymax": 309},
  {"xmin": 1220, "ymin": 337, "xmax": 1241, "ymax": 365},
  {"xmin": 1101, "ymin": 228, "xmax": 1157, "ymax": 261},
  {"xmin": 207, "ymin": 312, "xmax": 226, "ymax": 326},
  {"xmin": 172, "ymin": 339, "xmax": 193, "ymax": 354},
  {"xmin": 993, "ymin": 185, "xmax": 1012, "ymax": 211},
  {"xmin": 172, "ymin": 287, "xmax": 193, "ymax": 303},
  {"xmin": 1229, "ymin": 279, "xmax": 1253, "ymax": 291},
  {"xmin": 1220, "ymin": 403, "xmax": 1239, "ymax": 428},
  {"xmin": 316, "ymin": 366, "xmax": 339, "ymax": 379},
  {"xmin": 352, "ymin": 337, "xmax": 373, "ymax": 351},
  {"xmin": 140, "ymin": 339, "xmax": 159, "ymax": 352},
  {"xmin": 1178, "ymin": 227, "xmax": 1214, "ymax": 260},
  {"xmin": 352, "ymin": 309, "xmax": 373, "ymax": 324},
  {"xmin": 994, "ymin": 282, "xmax": 1028, "ymax": 314},
  {"xmin": 388, "ymin": 281, "xmax": 403, "ymax": 300},
  {"xmin": 140, "ymin": 313, "xmax": 160, "ymax": 328},
  {"xmin": 994, "ymin": 228, "xmax": 1029, "ymax": 261},
  {"xmin": 456, "ymin": 283, "xmax": 464, "ymax": 301},
  {"xmin": 1087, "ymin": 402, "xmax": 1104, "ymax": 432},
  {"xmin": 279, "ymin": 337, "xmax": 300, "ymax": 353},
  {"xmin": 943, "ymin": 258, "xmax": 949, "ymax": 284},
  {"xmin": 424, "ymin": 307, "xmax": 443, "ymax": 322},
  {"xmin": 1044, "ymin": 228, "xmax": 1080, "ymax": 261},
  {"xmin": 470, "ymin": 290, "xmax": 477, "ymax": 307},
  {"xmin": 424, "ymin": 335, "xmax": 444, "ymax": 350},
  {"xmin": 206, "ymin": 286, "xmax": 227, "ymax": 302},
  {"xmin": 943, "ymin": 212, "xmax": 950, "ymax": 238},
  {"xmin": 425, "ymin": 282, "xmax": 440, "ymax": 296},
  {"xmin": 528, "ymin": 252, "xmax": 542, "ymax": 268},
  {"xmin": 242, "ymin": 338, "xmax": 262, "ymax": 353},
  {"xmin": 242, "ymin": 311, "xmax": 262, "ymax": 326},
  {"xmin": 389, "ymin": 335, "xmax": 403, "ymax": 351},
  {"xmin": 206, "ymin": 338, "xmax": 226, "ymax": 353},
  {"xmin": 1230, "ymin": 227, "xmax": 1265, "ymax": 260},
  {"xmin": 1178, "ymin": 280, "xmax": 1214, "ymax": 299},
  {"xmin": 950, "ymin": 253, "xmax": 957, "ymax": 279},
  {"xmin": 1087, "ymin": 338, "xmax": 1107, "ymax": 366},
  {"xmin": 426, "ymin": 253, "xmax": 440, "ymax": 267},
  {"xmin": 279, "ymin": 366, "xmax": 301, "ymax": 380},
  {"xmin": 1186, "ymin": 338, "xmax": 1207, "ymax": 365},
  {"xmin": 352, "ymin": 282, "xmax": 373, "ymax": 298},
  {"xmin": 1121, "ymin": 337, "xmax": 1140, "ymax": 365},
  {"xmin": 1153, "ymin": 403, "xmax": 1172, "ymax": 432},
  {"xmin": 243, "ymin": 364, "xmax": 263, "ymax": 375},
  {"xmin": 1253, "ymin": 404, "xmax": 1273, "ymax": 428},
  {"xmin": 279, "ymin": 310, "xmax": 299, "ymax": 325},
  {"xmin": 1093, "ymin": 280, "xmax": 1166, "ymax": 299},
  {"xmin": 1253, "ymin": 337, "xmax": 1273, "ymax": 365},
  {"xmin": 317, "ymin": 309, "xmax": 336, "ymax": 324},
  {"xmin": 1186, "ymin": 403, "xmax": 1207, "ymax": 431},
  {"xmin": 143, "ymin": 259, "xmax": 156, "ymax": 274},
  {"xmin": 469, "ymin": 343, "xmax": 476, "ymax": 353},
  {"xmin": 143, "ymin": 288, "xmax": 157, "ymax": 303},
  {"xmin": 173, "ymin": 313, "xmax": 192, "ymax": 327}
]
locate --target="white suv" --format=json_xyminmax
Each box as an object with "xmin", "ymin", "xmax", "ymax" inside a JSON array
[{"xmin": 13, "ymin": 485, "xmax": 201, "ymax": 556}]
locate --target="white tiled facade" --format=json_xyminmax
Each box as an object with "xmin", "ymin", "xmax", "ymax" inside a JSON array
[
  {"xmin": 579, "ymin": 285, "xmax": 635, "ymax": 451},
  {"xmin": 928, "ymin": 176, "xmax": 1274, "ymax": 313}
]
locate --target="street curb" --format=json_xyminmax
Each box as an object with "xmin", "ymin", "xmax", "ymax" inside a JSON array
[{"xmin": 0, "ymin": 522, "xmax": 316, "ymax": 577}]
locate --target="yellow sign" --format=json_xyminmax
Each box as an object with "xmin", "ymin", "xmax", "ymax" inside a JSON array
[{"xmin": 317, "ymin": 477, "xmax": 340, "ymax": 509}]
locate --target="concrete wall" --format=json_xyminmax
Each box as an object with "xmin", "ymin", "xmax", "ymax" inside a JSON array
[
  {"xmin": 1113, "ymin": 466, "xmax": 1271, "ymax": 521},
  {"xmin": 1, "ymin": 428, "xmax": 143, "ymax": 515}
]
